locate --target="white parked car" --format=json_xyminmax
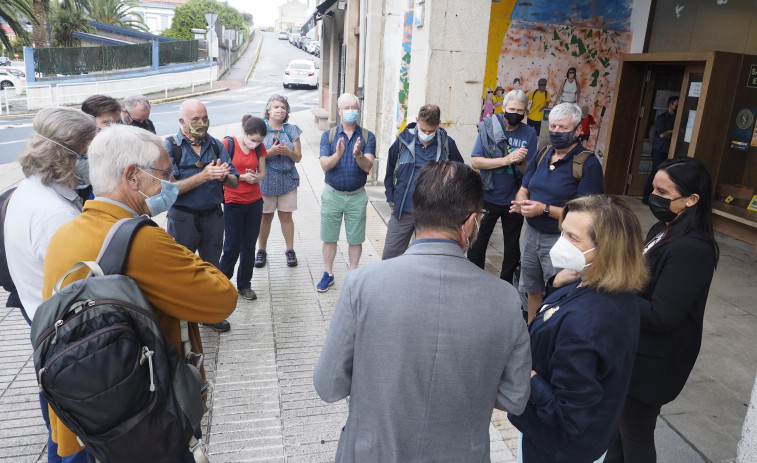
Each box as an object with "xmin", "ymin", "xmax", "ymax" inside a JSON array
[
  {"xmin": 0, "ymin": 67, "xmax": 25, "ymax": 79},
  {"xmin": 283, "ymin": 59, "xmax": 319, "ymax": 89},
  {"xmin": 0, "ymin": 69, "xmax": 23, "ymax": 90},
  {"xmin": 278, "ymin": 31, "xmax": 288, "ymax": 40},
  {"xmin": 306, "ymin": 40, "xmax": 319, "ymax": 54}
]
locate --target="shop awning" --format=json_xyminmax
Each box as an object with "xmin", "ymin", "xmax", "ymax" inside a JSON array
[{"xmin": 300, "ymin": 0, "xmax": 339, "ymax": 36}]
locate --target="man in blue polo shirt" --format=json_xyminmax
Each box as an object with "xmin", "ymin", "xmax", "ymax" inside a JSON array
[
  {"xmin": 382, "ymin": 104, "xmax": 463, "ymax": 260},
  {"xmin": 165, "ymin": 98, "xmax": 239, "ymax": 332},
  {"xmin": 467, "ymin": 90, "xmax": 538, "ymax": 283},
  {"xmin": 511, "ymin": 102, "xmax": 603, "ymax": 323},
  {"xmin": 317, "ymin": 93, "xmax": 376, "ymax": 292}
]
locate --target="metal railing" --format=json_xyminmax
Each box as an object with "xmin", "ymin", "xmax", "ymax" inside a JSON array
[{"xmin": 0, "ymin": 70, "xmax": 213, "ymax": 115}]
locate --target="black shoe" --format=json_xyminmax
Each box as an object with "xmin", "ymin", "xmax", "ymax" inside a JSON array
[
  {"xmin": 238, "ymin": 288, "xmax": 257, "ymax": 300},
  {"xmin": 286, "ymin": 249, "xmax": 298, "ymax": 267},
  {"xmin": 202, "ymin": 320, "xmax": 231, "ymax": 333},
  {"xmin": 254, "ymin": 249, "xmax": 267, "ymax": 268}
]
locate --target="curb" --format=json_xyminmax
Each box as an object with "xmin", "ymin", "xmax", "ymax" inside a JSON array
[
  {"xmin": 244, "ymin": 33, "xmax": 264, "ymax": 85},
  {"xmin": 149, "ymin": 87, "xmax": 230, "ymax": 104}
]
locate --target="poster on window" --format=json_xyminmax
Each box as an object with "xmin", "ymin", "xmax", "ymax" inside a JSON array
[{"xmin": 731, "ymin": 106, "xmax": 757, "ymax": 151}]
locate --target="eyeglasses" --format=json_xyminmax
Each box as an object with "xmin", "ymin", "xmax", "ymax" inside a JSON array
[
  {"xmin": 143, "ymin": 166, "xmax": 175, "ymax": 181},
  {"xmin": 462, "ymin": 210, "xmax": 488, "ymax": 224},
  {"xmin": 486, "ymin": 90, "xmax": 493, "ymax": 94}
]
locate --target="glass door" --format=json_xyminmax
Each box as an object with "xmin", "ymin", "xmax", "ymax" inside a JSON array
[{"xmin": 673, "ymin": 68, "xmax": 705, "ymax": 159}]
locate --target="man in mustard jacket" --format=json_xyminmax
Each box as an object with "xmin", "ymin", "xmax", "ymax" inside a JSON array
[{"xmin": 42, "ymin": 125, "xmax": 238, "ymax": 460}]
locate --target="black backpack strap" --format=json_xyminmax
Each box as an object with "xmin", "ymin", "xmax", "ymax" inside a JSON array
[
  {"xmin": 224, "ymin": 136, "xmax": 235, "ymax": 162},
  {"xmin": 167, "ymin": 136, "xmax": 182, "ymax": 168},
  {"xmin": 210, "ymin": 139, "xmax": 220, "ymax": 159},
  {"xmin": 97, "ymin": 217, "xmax": 158, "ymax": 276}
]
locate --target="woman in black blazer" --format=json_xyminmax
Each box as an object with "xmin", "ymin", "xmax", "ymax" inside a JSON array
[{"xmin": 606, "ymin": 157, "xmax": 719, "ymax": 462}]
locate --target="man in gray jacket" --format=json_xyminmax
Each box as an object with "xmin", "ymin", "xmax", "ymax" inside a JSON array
[{"xmin": 314, "ymin": 160, "xmax": 531, "ymax": 462}]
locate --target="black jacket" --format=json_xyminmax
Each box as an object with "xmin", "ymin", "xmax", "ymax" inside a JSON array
[{"xmin": 629, "ymin": 225, "xmax": 717, "ymax": 406}]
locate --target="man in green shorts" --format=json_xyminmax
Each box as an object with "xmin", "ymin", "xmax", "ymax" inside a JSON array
[{"xmin": 317, "ymin": 93, "xmax": 376, "ymax": 292}]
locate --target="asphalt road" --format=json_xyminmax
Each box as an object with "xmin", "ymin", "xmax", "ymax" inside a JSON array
[{"xmin": 0, "ymin": 32, "xmax": 319, "ymax": 164}]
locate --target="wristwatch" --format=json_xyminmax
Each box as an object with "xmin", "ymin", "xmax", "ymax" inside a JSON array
[{"xmin": 543, "ymin": 204, "xmax": 550, "ymax": 216}]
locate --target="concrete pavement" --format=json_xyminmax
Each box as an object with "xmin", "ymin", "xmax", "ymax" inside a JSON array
[{"xmin": 0, "ymin": 108, "xmax": 755, "ymax": 462}]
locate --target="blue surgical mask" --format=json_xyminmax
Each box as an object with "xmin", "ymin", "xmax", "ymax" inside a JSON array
[
  {"xmin": 418, "ymin": 130, "xmax": 436, "ymax": 143},
  {"xmin": 138, "ymin": 168, "xmax": 179, "ymax": 216},
  {"xmin": 342, "ymin": 109, "xmax": 359, "ymax": 124}
]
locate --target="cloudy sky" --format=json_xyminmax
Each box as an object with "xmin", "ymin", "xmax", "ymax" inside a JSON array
[{"xmin": 228, "ymin": 0, "xmax": 317, "ymax": 28}]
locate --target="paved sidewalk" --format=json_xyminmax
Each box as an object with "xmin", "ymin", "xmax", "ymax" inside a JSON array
[{"xmin": 0, "ymin": 109, "xmax": 755, "ymax": 462}]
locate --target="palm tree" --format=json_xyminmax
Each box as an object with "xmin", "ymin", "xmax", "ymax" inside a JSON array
[
  {"xmin": 87, "ymin": 0, "xmax": 148, "ymax": 32},
  {"xmin": 31, "ymin": 0, "xmax": 47, "ymax": 47},
  {"xmin": 0, "ymin": 0, "xmax": 34, "ymax": 50},
  {"xmin": 50, "ymin": 5, "xmax": 90, "ymax": 47}
]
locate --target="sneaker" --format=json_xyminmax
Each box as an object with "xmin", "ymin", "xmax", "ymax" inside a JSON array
[
  {"xmin": 238, "ymin": 288, "xmax": 257, "ymax": 300},
  {"xmin": 285, "ymin": 249, "xmax": 298, "ymax": 267},
  {"xmin": 254, "ymin": 249, "xmax": 267, "ymax": 268},
  {"xmin": 202, "ymin": 320, "xmax": 231, "ymax": 333},
  {"xmin": 316, "ymin": 272, "xmax": 334, "ymax": 292}
]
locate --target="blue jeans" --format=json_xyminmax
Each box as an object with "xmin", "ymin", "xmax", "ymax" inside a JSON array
[{"xmin": 219, "ymin": 200, "xmax": 264, "ymax": 289}]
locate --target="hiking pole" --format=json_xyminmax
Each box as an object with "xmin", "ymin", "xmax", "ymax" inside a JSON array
[{"xmin": 593, "ymin": 106, "xmax": 606, "ymax": 154}]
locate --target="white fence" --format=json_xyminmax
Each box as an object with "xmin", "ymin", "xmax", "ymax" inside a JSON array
[{"xmin": 0, "ymin": 66, "xmax": 217, "ymax": 114}]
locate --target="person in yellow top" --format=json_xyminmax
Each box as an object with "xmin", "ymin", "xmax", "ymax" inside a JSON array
[
  {"xmin": 42, "ymin": 125, "xmax": 238, "ymax": 460},
  {"xmin": 527, "ymin": 78, "xmax": 551, "ymax": 134},
  {"xmin": 492, "ymin": 86, "xmax": 505, "ymax": 114}
]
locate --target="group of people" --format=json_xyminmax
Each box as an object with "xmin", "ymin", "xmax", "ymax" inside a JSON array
[
  {"xmin": 2, "ymin": 84, "xmax": 718, "ymax": 463},
  {"xmin": 315, "ymin": 92, "xmax": 718, "ymax": 463}
]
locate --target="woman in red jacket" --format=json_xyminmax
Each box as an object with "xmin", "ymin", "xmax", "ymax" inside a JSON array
[{"xmin": 218, "ymin": 115, "xmax": 267, "ymax": 300}]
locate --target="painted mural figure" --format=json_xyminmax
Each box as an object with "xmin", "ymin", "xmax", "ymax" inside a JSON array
[
  {"xmin": 382, "ymin": 104, "xmax": 464, "ymax": 260},
  {"xmin": 578, "ymin": 105, "xmax": 595, "ymax": 145},
  {"xmin": 468, "ymin": 90, "xmax": 538, "ymax": 283},
  {"xmin": 493, "ymin": 86, "xmax": 506, "ymax": 114},
  {"xmin": 481, "ymin": 86, "xmax": 496, "ymax": 120},
  {"xmin": 527, "ymin": 78, "xmax": 551, "ymax": 134},
  {"xmin": 554, "ymin": 67, "xmax": 581, "ymax": 105}
]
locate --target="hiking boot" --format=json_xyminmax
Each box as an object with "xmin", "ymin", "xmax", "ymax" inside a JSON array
[
  {"xmin": 238, "ymin": 288, "xmax": 257, "ymax": 300},
  {"xmin": 316, "ymin": 272, "xmax": 334, "ymax": 292},
  {"xmin": 286, "ymin": 249, "xmax": 298, "ymax": 267},
  {"xmin": 202, "ymin": 320, "xmax": 231, "ymax": 333},
  {"xmin": 254, "ymin": 249, "xmax": 267, "ymax": 268}
]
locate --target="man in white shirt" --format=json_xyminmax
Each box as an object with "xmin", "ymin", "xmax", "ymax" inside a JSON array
[{"xmin": 3, "ymin": 107, "xmax": 97, "ymax": 463}]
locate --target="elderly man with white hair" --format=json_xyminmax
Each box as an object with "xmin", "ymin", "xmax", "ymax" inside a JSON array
[
  {"xmin": 467, "ymin": 89, "xmax": 538, "ymax": 284},
  {"xmin": 510, "ymin": 102, "xmax": 603, "ymax": 323},
  {"xmin": 42, "ymin": 125, "xmax": 237, "ymax": 461},
  {"xmin": 316, "ymin": 93, "xmax": 376, "ymax": 292}
]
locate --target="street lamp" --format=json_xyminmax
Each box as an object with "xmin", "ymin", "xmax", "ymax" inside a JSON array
[{"xmin": 204, "ymin": 12, "xmax": 218, "ymax": 89}]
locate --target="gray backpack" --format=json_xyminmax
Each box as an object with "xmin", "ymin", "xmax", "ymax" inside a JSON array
[{"xmin": 32, "ymin": 217, "xmax": 209, "ymax": 463}]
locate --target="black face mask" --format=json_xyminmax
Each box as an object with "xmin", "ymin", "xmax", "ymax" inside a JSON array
[
  {"xmin": 549, "ymin": 127, "xmax": 578, "ymax": 150},
  {"xmin": 504, "ymin": 112, "xmax": 524, "ymax": 126},
  {"xmin": 648, "ymin": 194, "xmax": 683, "ymax": 223},
  {"xmin": 131, "ymin": 119, "xmax": 151, "ymax": 131}
]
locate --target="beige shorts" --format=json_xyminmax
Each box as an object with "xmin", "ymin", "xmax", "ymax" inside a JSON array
[{"xmin": 262, "ymin": 189, "xmax": 298, "ymax": 213}]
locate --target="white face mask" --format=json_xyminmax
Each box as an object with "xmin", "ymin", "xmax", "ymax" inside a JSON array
[{"xmin": 549, "ymin": 236, "xmax": 595, "ymax": 272}]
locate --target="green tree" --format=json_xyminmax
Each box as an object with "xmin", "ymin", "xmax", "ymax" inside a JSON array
[
  {"xmin": 0, "ymin": 0, "xmax": 34, "ymax": 50},
  {"xmin": 86, "ymin": 0, "xmax": 148, "ymax": 32},
  {"xmin": 161, "ymin": 0, "xmax": 249, "ymax": 41},
  {"xmin": 49, "ymin": 4, "xmax": 91, "ymax": 47}
]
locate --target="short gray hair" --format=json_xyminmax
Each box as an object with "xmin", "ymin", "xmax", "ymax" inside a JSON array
[
  {"xmin": 502, "ymin": 90, "xmax": 528, "ymax": 109},
  {"xmin": 123, "ymin": 94, "xmax": 150, "ymax": 112},
  {"xmin": 18, "ymin": 107, "xmax": 97, "ymax": 186},
  {"xmin": 337, "ymin": 93, "xmax": 359, "ymax": 109},
  {"xmin": 548, "ymin": 103, "xmax": 582, "ymax": 127},
  {"xmin": 88, "ymin": 125, "xmax": 162, "ymax": 195}
]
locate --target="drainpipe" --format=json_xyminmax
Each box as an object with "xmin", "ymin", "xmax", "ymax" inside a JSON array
[{"xmin": 357, "ymin": 0, "xmax": 366, "ymax": 102}]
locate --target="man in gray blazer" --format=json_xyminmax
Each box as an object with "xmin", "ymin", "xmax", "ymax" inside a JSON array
[{"xmin": 314, "ymin": 161, "xmax": 531, "ymax": 462}]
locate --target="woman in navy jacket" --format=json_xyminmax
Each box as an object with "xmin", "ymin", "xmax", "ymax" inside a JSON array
[
  {"xmin": 509, "ymin": 194, "xmax": 648, "ymax": 463},
  {"xmin": 606, "ymin": 157, "xmax": 719, "ymax": 462}
]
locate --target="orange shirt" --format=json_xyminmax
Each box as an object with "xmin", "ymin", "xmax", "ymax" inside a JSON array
[{"xmin": 222, "ymin": 136, "xmax": 267, "ymax": 204}]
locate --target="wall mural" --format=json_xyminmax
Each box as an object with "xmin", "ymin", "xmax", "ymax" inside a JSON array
[
  {"xmin": 395, "ymin": 0, "xmax": 415, "ymax": 132},
  {"xmin": 484, "ymin": 0, "xmax": 633, "ymax": 159}
]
